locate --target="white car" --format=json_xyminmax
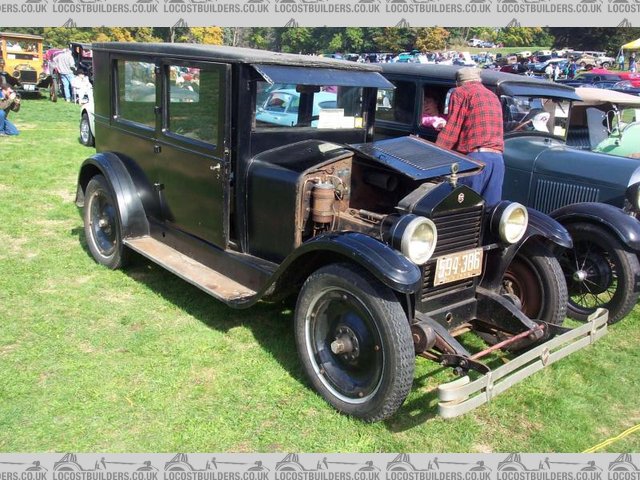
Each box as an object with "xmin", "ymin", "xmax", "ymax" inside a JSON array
[{"xmin": 79, "ymin": 98, "xmax": 95, "ymax": 147}]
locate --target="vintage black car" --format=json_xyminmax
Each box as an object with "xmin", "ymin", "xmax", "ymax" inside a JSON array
[
  {"xmin": 378, "ymin": 63, "xmax": 640, "ymax": 324},
  {"xmin": 76, "ymin": 43, "xmax": 606, "ymax": 421}
]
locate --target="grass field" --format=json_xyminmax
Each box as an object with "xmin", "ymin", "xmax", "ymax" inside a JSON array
[{"xmin": 1, "ymin": 98, "xmax": 639, "ymax": 453}]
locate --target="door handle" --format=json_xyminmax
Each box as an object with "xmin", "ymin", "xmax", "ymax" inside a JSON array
[{"xmin": 154, "ymin": 145, "xmax": 162, "ymax": 154}]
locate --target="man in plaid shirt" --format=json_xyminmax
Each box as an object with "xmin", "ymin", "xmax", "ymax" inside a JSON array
[{"xmin": 436, "ymin": 67, "xmax": 504, "ymax": 206}]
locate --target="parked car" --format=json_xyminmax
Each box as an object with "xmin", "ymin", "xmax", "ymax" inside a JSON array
[
  {"xmin": 256, "ymin": 89, "xmax": 337, "ymax": 127},
  {"xmin": 0, "ymin": 31, "xmax": 48, "ymax": 96},
  {"xmin": 611, "ymin": 80, "xmax": 640, "ymax": 96},
  {"xmin": 569, "ymin": 87, "xmax": 640, "ymax": 158},
  {"xmin": 378, "ymin": 63, "xmax": 640, "ymax": 323},
  {"xmin": 79, "ymin": 97, "xmax": 94, "ymax": 146},
  {"xmin": 76, "ymin": 43, "xmax": 607, "ymax": 421},
  {"xmin": 557, "ymin": 71, "xmax": 627, "ymax": 88}
]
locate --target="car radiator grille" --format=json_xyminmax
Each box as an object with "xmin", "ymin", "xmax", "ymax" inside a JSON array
[
  {"xmin": 18, "ymin": 71, "xmax": 37, "ymax": 84},
  {"xmin": 421, "ymin": 205, "xmax": 483, "ymax": 301},
  {"xmin": 533, "ymin": 179, "xmax": 599, "ymax": 214}
]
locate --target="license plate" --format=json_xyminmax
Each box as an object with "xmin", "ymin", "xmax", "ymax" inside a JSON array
[
  {"xmin": 23, "ymin": 84, "xmax": 35, "ymax": 91},
  {"xmin": 434, "ymin": 248, "xmax": 483, "ymax": 286}
]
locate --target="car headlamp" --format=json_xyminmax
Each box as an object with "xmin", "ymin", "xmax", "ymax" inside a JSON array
[
  {"xmin": 625, "ymin": 182, "xmax": 640, "ymax": 212},
  {"xmin": 385, "ymin": 214, "xmax": 437, "ymax": 265},
  {"xmin": 498, "ymin": 202, "xmax": 529, "ymax": 244}
]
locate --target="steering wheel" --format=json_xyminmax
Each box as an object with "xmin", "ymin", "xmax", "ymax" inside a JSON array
[{"xmin": 511, "ymin": 108, "xmax": 545, "ymax": 132}]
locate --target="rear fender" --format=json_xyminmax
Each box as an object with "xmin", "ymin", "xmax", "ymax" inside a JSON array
[
  {"xmin": 76, "ymin": 152, "xmax": 150, "ymax": 239},
  {"xmin": 551, "ymin": 202, "xmax": 640, "ymax": 252}
]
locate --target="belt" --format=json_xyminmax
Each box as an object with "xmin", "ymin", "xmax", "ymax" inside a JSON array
[{"xmin": 470, "ymin": 147, "xmax": 502, "ymax": 153}]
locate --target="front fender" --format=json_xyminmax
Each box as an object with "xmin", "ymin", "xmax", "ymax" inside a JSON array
[
  {"xmin": 551, "ymin": 202, "xmax": 640, "ymax": 251},
  {"xmin": 522, "ymin": 207, "xmax": 572, "ymax": 249},
  {"xmin": 76, "ymin": 152, "xmax": 149, "ymax": 239},
  {"xmin": 480, "ymin": 207, "xmax": 572, "ymax": 291},
  {"xmin": 276, "ymin": 232, "xmax": 422, "ymax": 295}
]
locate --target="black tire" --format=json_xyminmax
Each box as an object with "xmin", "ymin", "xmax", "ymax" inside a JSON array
[
  {"xmin": 80, "ymin": 112, "xmax": 94, "ymax": 146},
  {"xmin": 83, "ymin": 175, "xmax": 129, "ymax": 270},
  {"xmin": 294, "ymin": 263, "xmax": 414, "ymax": 422},
  {"xmin": 503, "ymin": 241, "xmax": 568, "ymax": 327},
  {"xmin": 560, "ymin": 222, "xmax": 639, "ymax": 324}
]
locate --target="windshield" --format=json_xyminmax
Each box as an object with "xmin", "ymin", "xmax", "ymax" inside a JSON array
[
  {"xmin": 501, "ymin": 95, "xmax": 571, "ymax": 137},
  {"xmin": 254, "ymin": 81, "xmax": 364, "ymax": 129}
]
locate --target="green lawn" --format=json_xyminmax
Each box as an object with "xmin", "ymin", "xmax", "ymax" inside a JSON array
[{"xmin": 1, "ymin": 99, "xmax": 639, "ymax": 452}]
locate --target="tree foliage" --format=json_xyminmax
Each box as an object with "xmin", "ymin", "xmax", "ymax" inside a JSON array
[
  {"xmin": 1, "ymin": 26, "xmax": 636, "ymax": 55},
  {"xmin": 415, "ymin": 27, "xmax": 450, "ymax": 52}
]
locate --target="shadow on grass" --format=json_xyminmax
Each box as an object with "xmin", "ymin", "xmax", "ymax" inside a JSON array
[{"xmin": 72, "ymin": 222, "xmax": 452, "ymax": 428}]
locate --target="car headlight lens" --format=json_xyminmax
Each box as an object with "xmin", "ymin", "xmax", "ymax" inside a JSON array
[
  {"xmin": 625, "ymin": 182, "xmax": 640, "ymax": 211},
  {"xmin": 400, "ymin": 217, "xmax": 438, "ymax": 265},
  {"xmin": 499, "ymin": 203, "xmax": 529, "ymax": 244}
]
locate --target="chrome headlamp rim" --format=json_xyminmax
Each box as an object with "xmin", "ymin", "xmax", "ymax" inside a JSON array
[
  {"xmin": 499, "ymin": 202, "xmax": 529, "ymax": 244},
  {"xmin": 400, "ymin": 216, "xmax": 438, "ymax": 265}
]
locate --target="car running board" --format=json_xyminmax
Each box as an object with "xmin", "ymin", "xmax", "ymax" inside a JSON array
[
  {"xmin": 437, "ymin": 307, "xmax": 608, "ymax": 418},
  {"xmin": 125, "ymin": 236, "xmax": 257, "ymax": 304}
]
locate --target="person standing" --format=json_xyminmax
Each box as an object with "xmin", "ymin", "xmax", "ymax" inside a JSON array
[
  {"xmin": 629, "ymin": 52, "xmax": 637, "ymax": 73},
  {"xmin": 0, "ymin": 84, "xmax": 21, "ymax": 135},
  {"xmin": 435, "ymin": 67, "xmax": 504, "ymax": 206},
  {"xmin": 568, "ymin": 59, "xmax": 578, "ymax": 79},
  {"xmin": 51, "ymin": 48, "xmax": 76, "ymax": 102},
  {"xmin": 618, "ymin": 51, "xmax": 625, "ymax": 70}
]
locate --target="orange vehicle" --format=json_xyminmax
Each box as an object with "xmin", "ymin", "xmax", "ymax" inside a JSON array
[{"xmin": 0, "ymin": 31, "xmax": 46, "ymax": 94}]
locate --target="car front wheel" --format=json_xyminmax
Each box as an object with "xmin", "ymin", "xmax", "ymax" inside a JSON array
[
  {"xmin": 294, "ymin": 263, "xmax": 414, "ymax": 422},
  {"xmin": 560, "ymin": 222, "xmax": 639, "ymax": 324},
  {"xmin": 83, "ymin": 174, "xmax": 129, "ymax": 270},
  {"xmin": 503, "ymin": 241, "xmax": 568, "ymax": 328}
]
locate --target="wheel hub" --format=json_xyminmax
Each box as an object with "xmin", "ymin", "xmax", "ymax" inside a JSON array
[
  {"xmin": 569, "ymin": 255, "xmax": 612, "ymax": 296},
  {"xmin": 331, "ymin": 326, "xmax": 360, "ymax": 361},
  {"xmin": 572, "ymin": 270, "xmax": 588, "ymax": 282}
]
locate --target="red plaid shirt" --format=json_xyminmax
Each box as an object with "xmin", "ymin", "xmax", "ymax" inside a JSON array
[{"xmin": 436, "ymin": 81, "xmax": 504, "ymax": 154}]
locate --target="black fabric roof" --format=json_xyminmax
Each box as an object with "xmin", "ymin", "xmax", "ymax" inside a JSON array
[
  {"xmin": 382, "ymin": 63, "xmax": 578, "ymax": 97},
  {"xmin": 91, "ymin": 43, "xmax": 382, "ymax": 72}
]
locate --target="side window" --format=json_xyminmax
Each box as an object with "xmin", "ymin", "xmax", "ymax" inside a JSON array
[
  {"xmin": 254, "ymin": 82, "xmax": 363, "ymax": 130},
  {"xmin": 166, "ymin": 64, "xmax": 223, "ymax": 147},
  {"xmin": 116, "ymin": 59, "xmax": 156, "ymax": 128},
  {"xmin": 376, "ymin": 80, "xmax": 416, "ymax": 124}
]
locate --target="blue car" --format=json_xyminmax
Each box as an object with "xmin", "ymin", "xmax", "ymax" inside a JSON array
[{"xmin": 256, "ymin": 88, "xmax": 337, "ymax": 127}]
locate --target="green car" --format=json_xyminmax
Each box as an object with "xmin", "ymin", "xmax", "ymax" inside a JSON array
[
  {"xmin": 569, "ymin": 87, "xmax": 640, "ymax": 158},
  {"xmin": 379, "ymin": 63, "xmax": 640, "ymax": 324}
]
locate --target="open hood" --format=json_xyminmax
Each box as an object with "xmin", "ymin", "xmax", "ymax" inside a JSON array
[{"xmin": 349, "ymin": 136, "xmax": 483, "ymax": 181}]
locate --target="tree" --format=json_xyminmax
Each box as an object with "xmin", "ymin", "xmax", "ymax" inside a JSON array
[
  {"xmin": 415, "ymin": 27, "xmax": 450, "ymax": 51},
  {"xmin": 371, "ymin": 27, "xmax": 416, "ymax": 53},
  {"xmin": 548, "ymin": 27, "xmax": 640, "ymax": 53},
  {"xmin": 279, "ymin": 27, "xmax": 313, "ymax": 53},
  {"xmin": 184, "ymin": 27, "xmax": 224, "ymax": 45}
]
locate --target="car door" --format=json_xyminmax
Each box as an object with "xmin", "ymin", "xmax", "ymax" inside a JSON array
[{"xmin": 155, "ymin": 60, "xmax": 231, "ymax": 248}]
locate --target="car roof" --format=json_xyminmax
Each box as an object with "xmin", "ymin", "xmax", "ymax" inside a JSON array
[
  {"xmin": 575, "ymin": 87, "xmax": 640, "ymax": 106},
  {"xmin": 91, "ymin": 42, "xmax": 381, "ymax": 72},
  {"xmin": 381, "ymin": 63, "xmax": 578, "ymax": 94}
]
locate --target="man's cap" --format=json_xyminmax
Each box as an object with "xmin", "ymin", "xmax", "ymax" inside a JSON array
[{"xmin": 456, "ymin": 67, "xmax": 482, "ymax": 83}]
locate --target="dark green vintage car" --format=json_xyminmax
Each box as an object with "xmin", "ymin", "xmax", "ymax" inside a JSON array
[{"xmin": 379, "ymin": 63, "xmax": 640, "ymax": 324}]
